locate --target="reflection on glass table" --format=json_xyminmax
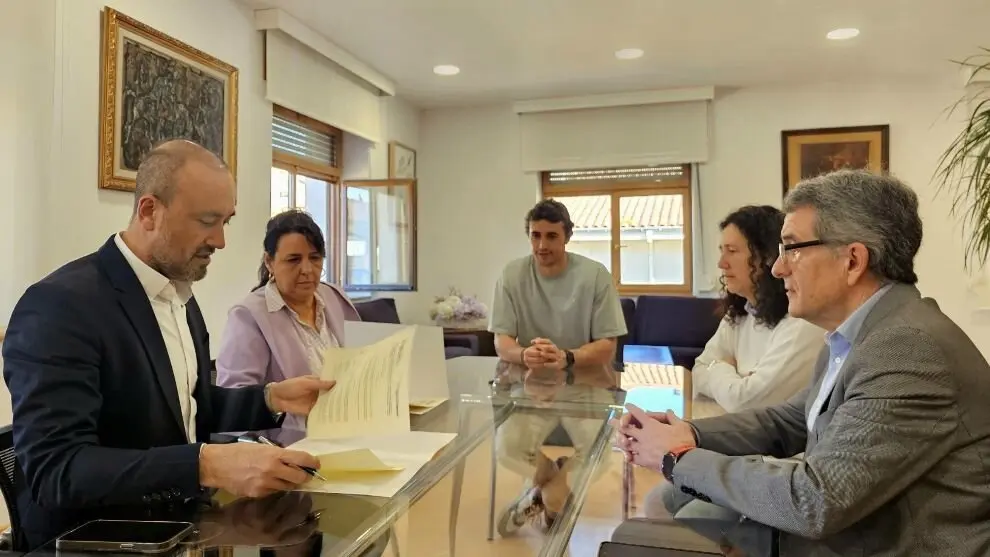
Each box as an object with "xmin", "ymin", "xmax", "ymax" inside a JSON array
[{"xmin": 23, "ymin": 356, "xmax": 633, "ymax": 557}]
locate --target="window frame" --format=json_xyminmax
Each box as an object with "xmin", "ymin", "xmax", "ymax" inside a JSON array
[
  {"xmin": 541, "ymin": 165, "xmax": 693, "ymax": 296},
  {"xmin": 271, "ymin": 105, "xmax": 345, "ymax": 283},
  {"xmin": 340, "ymin": 178, "xmax": 418, "ymax": 293}
]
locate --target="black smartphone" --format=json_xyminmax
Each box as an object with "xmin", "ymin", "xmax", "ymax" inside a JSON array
[
  {"xmin": 599, "ymin": 541, "xmax": 714, "ymax": 556},
  {"xmin": 56, "ymin": 519, "xmax": 194, "ymax": 553}
]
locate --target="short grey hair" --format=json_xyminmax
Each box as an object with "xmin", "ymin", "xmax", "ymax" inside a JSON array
[
  {"xmin": 133, "ymin": 139, "xmax": 226, "ymax": 214},
  {"xmin": 783, "ymin": 169, "xmax": 922, "ymax": 284}
]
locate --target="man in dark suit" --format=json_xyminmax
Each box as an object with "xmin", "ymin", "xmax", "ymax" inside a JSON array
[
  {"xmin": 2, "ymin": 140, "xmax": 335, "ymax": 549},
  {"xmin": 614, "ymin": 170, "xmax": 990, "ymax": 556}
]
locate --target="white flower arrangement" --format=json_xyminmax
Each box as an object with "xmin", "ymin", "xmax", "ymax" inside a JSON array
[{"xmin": 428, "ymin": 287, "xmax": 488, "ymax": 326}]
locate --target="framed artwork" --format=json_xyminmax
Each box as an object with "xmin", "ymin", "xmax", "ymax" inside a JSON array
[
  {"xmin": 781, "ymin": 125, "xmax": 889, "ymax": 195},
  {"xmin": 98, "ymin": 7, "xmax": 239, "ymax": 191},
  {"xmin": 388, "ymin": 141, "xmax": 417, "ymax": 179}
]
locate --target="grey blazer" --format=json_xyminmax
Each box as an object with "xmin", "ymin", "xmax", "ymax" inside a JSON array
[{"xmin": 674, "ymin": 284, "xmax": 990, "ymax": 556}]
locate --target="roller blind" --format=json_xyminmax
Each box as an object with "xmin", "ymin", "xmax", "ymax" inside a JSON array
[
  {"xmin": 519, "ymin": 100, "xmax": 710, "ymax": 172},
  {"xmin": 265, "ymin": 30, "xmax": 382, "ymax": 143},
  {"xmin": 272, "ymin": 113, "xmax": 339, "ymax": 168}
]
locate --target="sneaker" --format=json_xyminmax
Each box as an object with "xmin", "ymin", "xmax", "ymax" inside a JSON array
[
  {"xmin": 542, "ymin": 456, "xmax": 571, "ymax": 529},
  {"xmin": 497, "ymin": 485, "xmax": 548, "ymax": 537}
]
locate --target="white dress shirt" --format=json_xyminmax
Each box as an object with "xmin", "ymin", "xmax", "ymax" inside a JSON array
[
  {"xmin": 806, "ymin": 283, "xmax": 893, "ymax": 431},
  {"xmin": 692, "ymin": 310, "xmax": 825, "ymax": 413},
  {"xmin": 114, "ymin": 233, "xmax": 199, "ymax": 441}
]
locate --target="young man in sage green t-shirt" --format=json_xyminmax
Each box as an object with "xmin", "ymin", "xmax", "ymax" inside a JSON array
[{"xmin": 487, "ymin": 199, "xmax": 627, "ymax": 535}]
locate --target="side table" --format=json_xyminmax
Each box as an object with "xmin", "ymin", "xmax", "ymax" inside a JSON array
[{"xmin": 441, "ymin": 327, "xmax": 496, "ymax": 357}]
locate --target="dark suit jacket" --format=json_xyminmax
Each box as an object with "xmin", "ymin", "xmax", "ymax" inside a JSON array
[
  {"xmin": 675, "ymin": 284, "xmax": 990, "ymax": 556},
  {"xmin": 1, "ymin": 236, "xmax": 281, "ymax": 549}
]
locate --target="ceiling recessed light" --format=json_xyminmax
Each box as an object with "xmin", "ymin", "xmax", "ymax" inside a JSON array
[
  {"xmin": 433, "ymin": 64, "xmax": 460, "ymax": 76},
  {"xmin": 826, "ymin": 28, "xmax": 860, "ymax": 40},
  {"xmin": 615, "ymin": 48, "xmax": 644, "ymax": 60}
]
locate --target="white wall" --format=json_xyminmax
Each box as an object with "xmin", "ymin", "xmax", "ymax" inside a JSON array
[
  {"xmin": 412, "ymin": 105, "xmax": 540, "ymax": 324},
  {"xmin": 0, "ymin": 0, "xmax": 55, "ymax": 326},
  {"xmin": 0, "ymin": 0, "xmax": 57, "ymax": 526},
  {"xmin": 413, "ymin": 79, "xmax": 990, "ymax": 355},
  {"xmin": 43, "ymin": 0, "xmax": 272, "ymax": 355}
]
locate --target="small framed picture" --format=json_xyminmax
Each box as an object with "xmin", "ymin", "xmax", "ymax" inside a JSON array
[
  {"xmin": 388, "ymin": 141, "xmax": 417, "ymax": 179},
  {"xmin": 781, "ymin": 125, "xmax": 889, "ymax": 195}
]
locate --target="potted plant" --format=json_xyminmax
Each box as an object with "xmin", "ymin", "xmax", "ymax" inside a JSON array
[{"xmin": 936, "ymin": 49, "xmax": 990, "ymax": 271}]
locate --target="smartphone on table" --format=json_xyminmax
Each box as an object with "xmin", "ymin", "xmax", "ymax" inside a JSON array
[{"xmin": 56, "ymin": 519, "xmax": 194, "ymax": 553}]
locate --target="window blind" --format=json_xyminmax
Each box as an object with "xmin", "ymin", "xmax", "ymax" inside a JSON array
[
  {"xmin": 265, "ymin": 29, "xmax": 382, "ymax": 143},
  {"xmin": 546, "ymin": 165, "xmax": 685, "ymax": 184},
  {"xmin": 272, "ymin": 114, "xmax": 339, "ymax": 168},
  {"xmin": 518, "ymin": 100, "xmax": 710, "ymax": 172}
]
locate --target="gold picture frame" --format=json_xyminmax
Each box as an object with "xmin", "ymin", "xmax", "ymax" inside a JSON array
[
  {"xmin": 781, "ymin": 125, "xmax": 889, "ymax": 195},
  {"xmin": 388, "ymin": 141, "xmax": 417, "ymax": 179},
  {"xmin": 98, "ymin": 7, "xmax": 239, "ymax": 191}
]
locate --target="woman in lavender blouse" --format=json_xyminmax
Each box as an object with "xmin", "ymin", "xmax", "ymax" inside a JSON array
[{"xmin": 216, "ymin": 210, "xmax": 360, "ymax": 429}]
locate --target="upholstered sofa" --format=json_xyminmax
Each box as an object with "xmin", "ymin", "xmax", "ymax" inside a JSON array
[
  {"xmin": 351, "ymin": 297, "xmax": 480, "ymax": 359},
  {"xmin": 622, "ymin": 295, "xmax": 723, "ymax": 369}
]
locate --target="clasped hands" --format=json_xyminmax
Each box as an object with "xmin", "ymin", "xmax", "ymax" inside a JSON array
[
  {"xmin": 523, "ymin": 337, "xmax": 566, "ymax": 372},
  {"xmin": 200, "ymin": 375, "xmax": 335, "ymax": 499},
  {"xmin": 611, "ymin": 404, "xmax": 697, "ymax": 470}
]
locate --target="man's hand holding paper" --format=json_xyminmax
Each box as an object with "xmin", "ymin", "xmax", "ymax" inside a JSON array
[{"xmin": 284, "ymin": 327, "xmax": 456, "ymax": 497}]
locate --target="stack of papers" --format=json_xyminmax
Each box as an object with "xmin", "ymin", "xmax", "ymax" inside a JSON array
[
  {"xmin": 290, "ymin": 431, "xmax": 456, "ymax": 498},
  {"xmin": 291, "ymin": 328, "xmax": 458, "ymax": 497}
]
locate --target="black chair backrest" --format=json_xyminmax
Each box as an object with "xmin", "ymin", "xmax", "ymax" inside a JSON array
[{"xmin": 0, "ymin": 425, "xmax": 21, "ymax": 539}]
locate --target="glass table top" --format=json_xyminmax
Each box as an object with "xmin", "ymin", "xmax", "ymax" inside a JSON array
[{"xmin": 26, "ymin": 357, "xmax": 711, "ymax": 557}]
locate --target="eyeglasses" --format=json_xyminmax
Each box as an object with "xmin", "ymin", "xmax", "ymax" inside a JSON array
[{"xmin": 778, "ymin": 239, "xmax": 826, "ymax": 263}]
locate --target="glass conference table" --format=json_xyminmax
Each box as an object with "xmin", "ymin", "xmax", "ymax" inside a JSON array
[{"xmin": 27, "ymin": 357, "xmax": 702, "ymax": 557}]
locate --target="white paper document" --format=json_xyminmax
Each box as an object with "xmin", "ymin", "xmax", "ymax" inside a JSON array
[
  {"xmin": 289, "ymin": 431, "xmax": 457, "ymax": 498},
  {"xmin": 308, "ymin": 326, "xmax": 414, "ymax": 439},
  {"xmin": 343, "ymin": 321, "xmax": 451, "ymax": 413}
]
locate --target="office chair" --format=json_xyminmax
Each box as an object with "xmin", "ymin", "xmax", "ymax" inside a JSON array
[{"xmin": 0, "ymin": 425, "xmax": 21, "ymax": 551}]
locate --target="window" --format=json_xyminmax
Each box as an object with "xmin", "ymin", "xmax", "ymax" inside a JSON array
[
  {"xmin": 271, "ymin": 106, "xmax": 343, "ymax": 282},
  {"xmin": 270, "ymin": 106, "xmax": 417, "ymax": 292},
  {"xmin": 342, "ymin": 180, "xmax": 417, "ymax": 292},
  {"xmin": 541, "ymin": 165, "xmax": 693, "ymax": 295}
]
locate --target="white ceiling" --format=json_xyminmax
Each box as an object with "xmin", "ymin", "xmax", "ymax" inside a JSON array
[{"xmin": 239, "ymin": 0, "xmax": 990, "ymax": 108}]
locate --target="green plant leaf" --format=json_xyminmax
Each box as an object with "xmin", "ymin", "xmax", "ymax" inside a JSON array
[{"xmin": 934, "ymin": 50, "xmax": 990, "ymax": 271}]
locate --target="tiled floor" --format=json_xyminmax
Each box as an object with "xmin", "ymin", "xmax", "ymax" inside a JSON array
[{"xmin": 385, "ymin": 438, "xmax": 716, "ymax": 557}]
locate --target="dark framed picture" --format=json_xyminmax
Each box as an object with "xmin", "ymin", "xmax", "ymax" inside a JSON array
[
  {"xmin": 781, "ymin": 125, "xmax": 889, "ymax": 195},
  {"xmin": 98, "ymin": 7, "xmax": 239, "ymax": 191}
]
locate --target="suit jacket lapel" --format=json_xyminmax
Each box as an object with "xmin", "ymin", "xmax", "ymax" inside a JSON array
[
  {"xmin": 97, "ymin": 236, "xmax": 185, "ymax": 435},
  {"xmin": 811, "ymin": 283, "xmax": 921, "ymax": 419},
  {"xmin": 185, "ymin": 297, "xmax": 214, "ymax": 442}
]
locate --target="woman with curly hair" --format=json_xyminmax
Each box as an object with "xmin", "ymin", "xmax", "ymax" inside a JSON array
[{"xmin": 692, "ymin": 205, "xmax": 824, "ymax": 413}]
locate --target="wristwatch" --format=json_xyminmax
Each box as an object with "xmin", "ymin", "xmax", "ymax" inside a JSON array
[
  {"xmin": 263, "ymin": 383, "xmax": 286, "ymax": 426},
  {"xmin": 661, "ymin": 445, "xmax": 694, "ymax": 482},
  {"xmin": 563, "ymin": 350, "xmax": 575, "ymax": 384}
]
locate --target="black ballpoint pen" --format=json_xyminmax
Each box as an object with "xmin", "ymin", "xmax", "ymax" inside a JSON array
[{"xmin": 256, "ymin": 435, "xmax": 328, "ymax": 482}]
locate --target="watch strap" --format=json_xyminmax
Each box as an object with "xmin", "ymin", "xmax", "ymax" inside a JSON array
[{"xmin": 661, "ymin": 445, "xmax": 694, "ymax": 481}]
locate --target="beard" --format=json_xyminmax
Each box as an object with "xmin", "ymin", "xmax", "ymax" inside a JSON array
[{"xmin": 148, "ymin": 224, "xmax": 214, "ymax": 282}]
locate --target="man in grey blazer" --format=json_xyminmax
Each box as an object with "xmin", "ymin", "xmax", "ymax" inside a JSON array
[{"xmin": 614, "ymin": 169, "xmax": 990, "ymax": 556}]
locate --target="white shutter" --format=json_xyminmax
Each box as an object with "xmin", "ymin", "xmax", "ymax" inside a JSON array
[{"xmin": 518, "ymin": 100, "xmax": 710, "ymax": 172}]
